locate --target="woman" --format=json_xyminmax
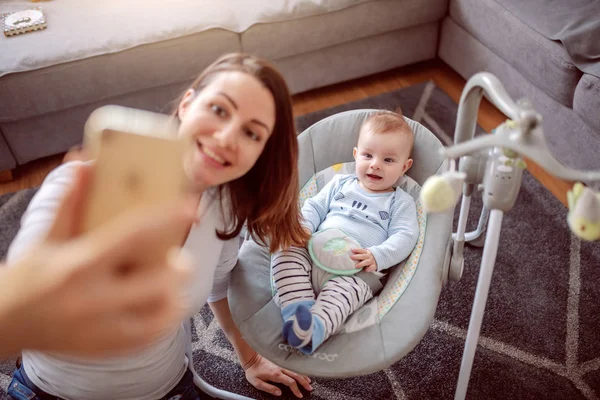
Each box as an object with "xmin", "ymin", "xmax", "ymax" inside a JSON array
[{"xmin": 6, "ymin": 53, "xmax": 312, "ymax": 399}]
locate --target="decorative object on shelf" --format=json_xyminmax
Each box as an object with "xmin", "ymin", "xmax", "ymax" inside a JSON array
[{"xmin": 2, "ymin": 7, "xmax": 47, "ymax": 37}]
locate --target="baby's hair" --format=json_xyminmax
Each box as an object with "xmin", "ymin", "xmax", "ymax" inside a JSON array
[{"xmin": 361, "ymin": 108, "xmax": 414, "ymax": 155}]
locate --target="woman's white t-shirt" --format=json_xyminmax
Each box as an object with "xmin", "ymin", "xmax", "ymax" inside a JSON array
[{"xmin": 6, "ymin": 162, "xmax": 238, "ymax": 400}]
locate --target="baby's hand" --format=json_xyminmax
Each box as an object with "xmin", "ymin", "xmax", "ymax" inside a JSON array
[{"xmin": 351, "ymin": 248, "xmax": 378, "ymax": 272}]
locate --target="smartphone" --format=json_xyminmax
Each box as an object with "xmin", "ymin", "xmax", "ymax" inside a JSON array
[
  {"xmin": 82, "ymin": 105, "xmax": 191, "ymax": 254},
  {"xmin": 83, "ymin": 105, "xmax": 180, "ymax": 160}
]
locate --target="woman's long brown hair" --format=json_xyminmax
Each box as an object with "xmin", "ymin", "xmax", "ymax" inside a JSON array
[{"xmin": 173, "ymin": 53, "xmax": 309, "ymax": 252}]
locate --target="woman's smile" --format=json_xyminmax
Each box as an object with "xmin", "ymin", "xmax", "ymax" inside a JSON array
[{"xmin": 196, "ymin": 140, "xmax": 231, "ymax": 168}]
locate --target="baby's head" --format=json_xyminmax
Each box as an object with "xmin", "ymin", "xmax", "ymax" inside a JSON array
[{"xmin": 353, "ymin": 110, "xmax": 414, "ymax": 193}]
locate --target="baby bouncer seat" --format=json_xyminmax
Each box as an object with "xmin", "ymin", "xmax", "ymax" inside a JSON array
[
  {"xmin": 228, "ymin": 110, "xmax": 453, "ymax": 378},
  {"xmin": 194, "ymin": 74, "xmax": 600, "ymax": 399}
]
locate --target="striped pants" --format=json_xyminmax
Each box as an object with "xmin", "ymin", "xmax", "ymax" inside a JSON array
[{"xmin": 271, "ymin": 246, "xmax": 373, "ymax": 336}]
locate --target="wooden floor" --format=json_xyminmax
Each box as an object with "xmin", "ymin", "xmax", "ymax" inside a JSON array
[{"xmin": 0, "ymin": 59, "xmax": 572, "ymax": 204}]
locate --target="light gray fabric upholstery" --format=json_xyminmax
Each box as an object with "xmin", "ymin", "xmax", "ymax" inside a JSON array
[
  {"xmin": 229, "ymin": 110, "xmax": 453, "ymax": 377},
  {"xmin": 494, "ymin": 0, "xmax": 600, "ymax": 78},
  {"xmin": 0, "ymin": 29, "xmax": 240, "ymax": 123},
  {"xmin": 0, "ymin": 0, "xmax": 372, "ymax": 78},
  {"xmin": 274, "ymin": 24, "xmax": 439, "ymax": 94},
  {"xmin": 574, "ymin": 74, "xmax": 600, "ymax": 133},
  {"xmin": 439, "ymin": 17, "xmax": 600, "ymax": 173},
  {"xmin": 449, "ymin": 0, "xmax": 581, "ymax": 108},
  {"xmin": 1, "ymin": 80, "xmax": 190, "ymax": 165},
  {"xmin": 241, "ymin": 0, "xmax": 446, "ymax": 61}
]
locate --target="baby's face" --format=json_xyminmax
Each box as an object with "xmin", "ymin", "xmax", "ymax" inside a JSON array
[{"xmin": 353, "ymin": 127, "xmax": 412, "ymax": 193}]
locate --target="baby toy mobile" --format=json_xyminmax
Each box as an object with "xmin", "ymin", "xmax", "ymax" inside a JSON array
[{"xmin": 418, "ymin": 72, "xmax": 600, "ymax": 400}]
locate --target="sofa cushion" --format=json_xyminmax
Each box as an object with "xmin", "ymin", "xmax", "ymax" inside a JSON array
[
  {"xmin": 0, "ymin": 0, "xmax": 376, "ymax": 122},
  {"xmin": 242, "ymin": 0, "xmax": 447, "ymax": 61},
  {"xmin": 0, "ymin": 0, "xmax": 372, "ymax": 77},
  {"xmin": 1, "ymin": 80, "xmax": 191, "ymax": 166},
  {"xmin": 277, "ymin": 23, "xmax": 439, "ymax": 94},
  {"xmin": 449, "ymin": 0, "xmax": 582, "ymax": 108},
  {"xmin": 0, "ymin": 29, "xmax": 240, "ymax": 123},
  {"xmin": 440, "ymin": 17, "xmax": 600, "ymax": 174},
  {"xmin": 492, "ymin": 0, "xmax": 600, "ymax": 79},
  {"xmin": 574, "ymin": 74, "xmax": 600, "ymax": 132}
]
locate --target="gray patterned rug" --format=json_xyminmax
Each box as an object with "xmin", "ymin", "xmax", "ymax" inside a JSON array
[{"xmin": 1, "ymin": 82, "xmax": 599, "ymax": 399}]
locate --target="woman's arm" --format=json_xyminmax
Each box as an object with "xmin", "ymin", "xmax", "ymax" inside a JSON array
[
  {"xmin": 208, "ymin": 297, "xmax": 260, "ymax": 368},
  {"xmin": 205, "ymin": 223, "xmax": 312, "ymax": 397},
  {"xmin": 209, "ymin": 298, "xmax": 312, "ymax": 398},
  {"xmin": 6, "ymin": 162, "xmax": 81, "ymax": 263}
]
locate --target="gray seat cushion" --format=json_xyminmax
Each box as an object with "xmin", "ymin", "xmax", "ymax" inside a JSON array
[
  {"xmin": 449, "ymin": 0, "xmax": 582, "ymax": 108},
  {"xmin": 0, "ymin": 29, "xmax": 240, "ymax": 123},
  {"xmin": 574, "ymin": 74, "xmax": 600, "ymax": 133},
  {"xmin": 241, "ymin": 0, "xmax": 447, "ymax": 61}
]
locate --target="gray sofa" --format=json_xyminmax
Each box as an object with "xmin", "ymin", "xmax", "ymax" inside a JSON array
[
  {"xmin": 1, "ymin": 0, "xmax": 598, "ymax": 177},
  {"xmin": 439, "ymin": 0, "xmax": 600, "ymax": 173},
  {"xmin": 0, "ymin": 0, "xmax": 444, "ymax": 171}
]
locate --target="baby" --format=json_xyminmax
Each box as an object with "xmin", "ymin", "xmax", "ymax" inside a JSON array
[{"xmin": 272, "ymin": 110, "xmax": 419, "ymax": 354}]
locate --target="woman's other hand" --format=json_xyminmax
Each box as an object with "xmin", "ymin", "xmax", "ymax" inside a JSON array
[{"xmin": 244, "ymin": 352, "xmax": 313, "ymax": 398}]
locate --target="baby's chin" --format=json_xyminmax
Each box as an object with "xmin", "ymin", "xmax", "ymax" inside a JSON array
[
  {"xmin": 372, "ymin": 186, "xmax": 395, "ymax": 192},
  {"xmin": 361, "ymin": 180, "xmax": 394, "ymax": 193}
]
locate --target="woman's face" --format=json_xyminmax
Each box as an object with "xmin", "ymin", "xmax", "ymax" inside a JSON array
[{"xmin": 177, "ymin": 71, "xmax": 276, "ymax": 190}]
